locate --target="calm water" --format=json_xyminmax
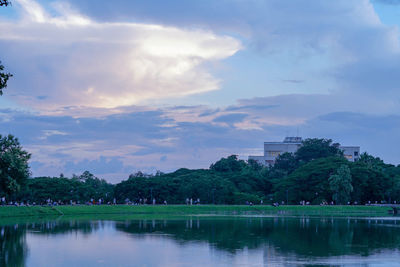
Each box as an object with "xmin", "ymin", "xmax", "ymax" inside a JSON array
[{"xmin": 2, "ymin": 216, "xmax": 400, "ymax": 266}]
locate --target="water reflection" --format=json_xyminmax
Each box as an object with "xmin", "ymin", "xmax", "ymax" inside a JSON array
[
  {"xmin": 115, "ymin": 217, "xmax": 400, "ymax": 257},
  {"xmin": 0, "ymin": 224, "xmax": 27, "ymax": 267},
  {"xmin": 27, "ymin": 220, "xmax": 102, "ymax": 236},
  {"xmin": 1, "ymin": 216, "xmax": 400, "ymax": 266}
]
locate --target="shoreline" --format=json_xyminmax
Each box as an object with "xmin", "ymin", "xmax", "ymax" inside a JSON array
[{"xmin": 0, "ymin": 205, "xmax": 392, "ymax": 219}]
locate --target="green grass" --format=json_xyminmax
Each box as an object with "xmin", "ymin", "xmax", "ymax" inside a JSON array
[{"xmin": 0, "ymin": 204, "xmax": 391, "ymax": 220}]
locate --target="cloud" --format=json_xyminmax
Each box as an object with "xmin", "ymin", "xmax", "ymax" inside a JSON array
[
  {"xmin": 0, "ymin": 0, "xmax": 241, "ymax": 110},
  {"xmin": 3, "ymin": 93, "xmax": 400, "ymax": 183},
  {"xmin": 213, "ymin": 113, "xmax": 247, "ymax": 124},
  {"xmin": 2, "ymin": 0, "xmax": 400, "ymax": 111},
  {"xmin": 0, "ymin": 107, "xmax": 272, "ymax": 181},
  {"xmin": 373, "ymin": 0, "xmax": 400, "ymax": 5},
  {"xmin": 282, "ymin": 80, "xmax": 305, "ymax": 84},
  {"xmin": 64, "ymin": 156, "xmax": 126, "ymax": 174},
  {"xmin": 64, "ymin": 1, "xmax": 400, "ymax": 100}
]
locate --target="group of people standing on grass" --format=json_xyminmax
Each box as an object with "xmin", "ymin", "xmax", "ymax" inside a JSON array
[
  {"xmin": 0, "ymin": 197, "xmax": 121, "ymax": 206},
  {"xmin": 186, "ymin": 198, "xmax": 200, "ymax": 205},
  {"xmin": 123, "ymin": 198, "xmax": 169, "ymax": 205}
]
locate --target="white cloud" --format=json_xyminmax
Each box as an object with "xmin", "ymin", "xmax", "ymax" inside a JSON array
[
  {"xmin": 0, "ymin": 0, "xmax": 241, "ymax": 110},
  {"xmin": 38, "ymin": 129, "xmax": 68, "ymax": 140}
]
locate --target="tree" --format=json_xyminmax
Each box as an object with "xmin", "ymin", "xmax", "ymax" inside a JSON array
[
  {"xmin": 79, "ymin": 170, "xmax": 95, "ymax": 181},
  {"xmin": 247, "ymin": 159, "xmax": 263, "ymax": 172},
  {"xmin": 0, "ymin": 134, "xmax": 31, "ymax": 197},
  {"xmin": 210, "ymin": 155, "xmax": 246, "ymax": 172},
  {"xmin": 358, "ymin": 152, "xmax": 385, "ymax": 170},
  {"xmin": 275, "ymin": 157, "xmax": 348, "ymax": 204},
  {"xmin": 329, "ymin": 165, "xmax": 353, "ymax": 205},
  {"xmin": 295, "ymin": 138, "xmax": 343, "ymax": 163},
  {"xmin": 0, "ymin": 63, "xmax": 12, "ymax": 96},
  {"xmin": 0, "ymin": 1, "xmax": 11, "ymax": 7},
  {"xmin": 273, "ymin": 152, "xmax": 298, "ymax": 175}
]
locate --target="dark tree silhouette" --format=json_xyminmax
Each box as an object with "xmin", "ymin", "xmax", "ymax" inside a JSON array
[
  {"xmin": 0, "ymin": 0, "xmax": 11, "ymax": 7},
  {"xmin": 0, "ymin": 62, "xmax": 12, "ymax": 95}
]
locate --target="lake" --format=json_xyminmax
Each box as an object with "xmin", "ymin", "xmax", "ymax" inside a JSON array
[{"xmin": 2, "ymin": 215, "xmax": 400, "ymax": 266}]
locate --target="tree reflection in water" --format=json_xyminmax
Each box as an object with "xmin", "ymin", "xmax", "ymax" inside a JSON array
[
  {"xmin": 115, "ymin": 217, "xmax": 400, "ymax": 257},
  {"xmin": 0, "ymin": 216, "xmax": 400, "ymax": 266},
  {"xmin": 0, "ymin": 219, "xmax": 100, "ymax": 266},
  {"xmin": 0, "ymin": 224, "xmax": 27, "ymax": 267}
]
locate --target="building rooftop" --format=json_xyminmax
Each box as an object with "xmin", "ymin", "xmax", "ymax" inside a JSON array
[
  {"xmin": 264, "ymin": 137, "xmax": 303, "ymax": 144},
  {"xmin": 283, "ymin": 137, "xmax": 302, "ymax": 143}
]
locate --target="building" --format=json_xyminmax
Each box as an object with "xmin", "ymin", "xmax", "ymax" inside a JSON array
[{"xmin": 248, "ymin": 137, "xmax": 360, "ymax": 166}]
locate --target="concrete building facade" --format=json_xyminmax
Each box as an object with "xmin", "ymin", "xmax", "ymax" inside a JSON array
[{"xmin": 249, "ymin": 137, "xmax": 360, "ymax": 166}]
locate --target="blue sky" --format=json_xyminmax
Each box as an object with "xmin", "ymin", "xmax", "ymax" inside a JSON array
[{"xmin": 1, "ymin": 0, "xmax": 400, "ymax": 182}]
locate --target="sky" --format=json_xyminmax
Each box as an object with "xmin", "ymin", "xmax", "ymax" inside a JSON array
[{"xmin": 1, "ymin": 0, "xmax": 400, "ymax": 182}]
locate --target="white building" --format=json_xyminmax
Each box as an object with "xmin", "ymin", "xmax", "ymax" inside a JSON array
[{"xmin": 248, "ymin": 137, "xmax": 360, "ymax": 166}]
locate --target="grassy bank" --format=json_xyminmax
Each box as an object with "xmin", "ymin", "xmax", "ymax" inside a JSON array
[{"xmin": 0, "ymin": 205, "xmax": 391, "ymax": 219}]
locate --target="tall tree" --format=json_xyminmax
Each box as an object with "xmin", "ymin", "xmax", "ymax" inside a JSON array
[
  {"xmin": 210, "ymin": 155, "xmax": 246, "ymax": 173},
  {"xmin": 275, "ymin": 157, "xmax": 348, "ymax": 204},
  {"xmin": 329, "ymin": 165, "xmax": 353, "ymax": 205},
  {"xmin": 0, "ymin": 135, "xmax": 31, "ymax": 197},
  {"xmin": 273, "ymin": 152, "xmax": 298, "ymax": 175},
  {"xmin": 295, "ymin": 138, "xmax": 343, "ymax": 163}
]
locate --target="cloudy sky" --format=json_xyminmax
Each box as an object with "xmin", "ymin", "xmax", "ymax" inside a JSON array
[{"xmin": 1, "ymin": 0, "xmax": 400, "ymax": 182}]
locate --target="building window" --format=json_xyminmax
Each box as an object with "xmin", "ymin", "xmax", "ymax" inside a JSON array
[
  {"xmin": 354, "ymin": 151, "xmax": 359, "ymax": 156},
  {"xmin": 267, "ymin": 151, "xmax": 282, "ymax": 157}
]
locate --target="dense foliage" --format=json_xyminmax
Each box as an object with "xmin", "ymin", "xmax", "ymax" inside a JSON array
[
  {"xmin": 0, "ymin": 1, "xmax": 11, "ymax": 7},
  {"xmin": 0, "ymin": 135, "xmax": 31, "ymax": 197},
  {"xmin": 0, "ymin": 61, "xmax": 12, "ymax": 95},
  {"xmin": 2, "ymin": 136, "xmax": 400, "ymax": 205},
  {"xmin": 18, "ymin": 171, "xmax": 114, "ymax": 204}
]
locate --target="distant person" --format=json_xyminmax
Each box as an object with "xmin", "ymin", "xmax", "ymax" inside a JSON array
[
  {"xmin": 113, "ymin": 198, "xmax": 116, "ymax": 205},
  {"xmin": 164, "ymin": 200, "xmax": 167, "ymax": 205},
  {"xmin": 190, "ymin": 198, "xmax": 193, "ymax": 205}
]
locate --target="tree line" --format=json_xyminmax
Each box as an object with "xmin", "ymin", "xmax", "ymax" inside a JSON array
[{"xmin": 1, "ymin": 134, "xmax": 400, "ymax": 205}]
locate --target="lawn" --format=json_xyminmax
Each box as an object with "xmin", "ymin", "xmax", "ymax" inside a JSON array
[{"xmin": 0, "ymin": 204, "xmax": 391, "ymax": 219}]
